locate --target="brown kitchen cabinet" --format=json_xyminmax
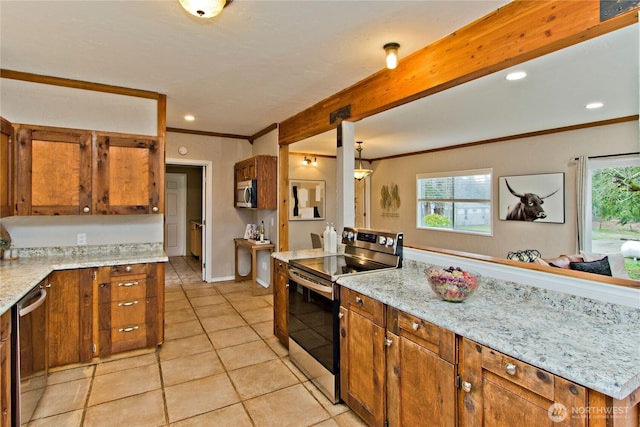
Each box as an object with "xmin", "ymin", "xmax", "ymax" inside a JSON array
[
  {"xmin": 233, "ymin": 155, "xmax": 277, "ymax": 209},
  {"xmin": 458, "ymin": 337, "xmax": 588, "ymax": 427},
  {"xmin": 386, "ymin": 308, "xmax": 457, "ymax": 427},
  {"xmin": 15, "ymin": 125, "xmax": 93, "ymax": 215},
  {"xmin": 14, "ymin": 125, "xmax": 163, "ymax": 216},
  {"xmin": 47, "ymin": 269, "xmax": 94, "ymax": 368},
  {"xmin": 93, "ymin": 133, "xmax": 163, "ymax": 215},
  {"xmin": 0, "ymin": 117, "xmax": 15, "ymax": 218},
  {"xmin": 273, "ymin": 258, "xmax": 289, "ymax": 347},
  {"xmin": 339, "ymin": 287, "xmax": 387, "ymax": 427},
  {"xmin": 0, "ymin": 311, "xmax": 11, "ymax": 427},
  {"xmin": 97, "ymin": 263, "xmax": 164, "ymax": 356}
]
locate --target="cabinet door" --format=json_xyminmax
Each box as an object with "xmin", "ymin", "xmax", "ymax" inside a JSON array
[
  {"xmin": 273, "ymin": 259, "xmax": 289, "ymax": 347},
  {"xmin": 15, "ymin": 126, "xmax": 92, "ymax": 215},
  {"xmin": 94, "ymin": 135, "xmax": 163, "ymax": 214},
  {"xmin": 0, "ymin": 118, "xmax": 14, "ymax": 218},
  {"xmin": 458, "ymin": 338, "xmax": 587, "ymax": 427},
  {"xmin": 47, "ymin": 269, "xmax": 93, "ymax": 368},
  {"xmin": 339, "ymin": 304, "xmax": 386, "ymax": 427},
  {"xmin": 387, "ymin": 333, "xmax": 456, "ymax": 427}
]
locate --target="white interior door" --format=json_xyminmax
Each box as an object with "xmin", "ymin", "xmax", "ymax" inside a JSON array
[{"xmin": 165, "ymin": 173, "xmax": 187, "ymax": 257}]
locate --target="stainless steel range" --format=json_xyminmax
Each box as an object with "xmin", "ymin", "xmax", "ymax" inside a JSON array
[{"xmin": 287, "ymin": 227, "xmax": 403, "ymax": 403}]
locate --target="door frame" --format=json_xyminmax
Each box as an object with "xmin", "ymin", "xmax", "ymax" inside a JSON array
[
  {"xmin": 165, "ymin": 173, "xmax": 187, "ymax": 257},
  {"xmin": 166, "ymin": 158, "xmax": 214, "ymax": 282}
]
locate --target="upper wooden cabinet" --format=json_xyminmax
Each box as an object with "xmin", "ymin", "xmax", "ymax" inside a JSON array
[
  {"xmin": 94, "ymin": 134, "xmax": 163, "ymax": 214},
  {"xmin": 0, "ymin": 118, "xmax": 15, "ymax": 218},
  {"xmin": 234, "ymin": 155, "xmax": 277, "ymax": 210},
  {"xmin": 14, "ymin": 125, "xmax": 163, "ymax": 216}
]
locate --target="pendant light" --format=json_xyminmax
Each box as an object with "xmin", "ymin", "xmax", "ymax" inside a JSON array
[
  {"xmin": 179, "ymin": 0, "xmax": 230, "ymax": 18},
  {"xmin": 354, "ymin": 142, "xmax": 373, "ymax": 181},
  {"xmin": 384, "ymin": 42, "xmax": 400, "ymax": 70}
]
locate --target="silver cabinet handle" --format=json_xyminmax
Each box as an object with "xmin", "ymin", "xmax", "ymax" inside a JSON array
[
  {"xmin": 125, "ymin": 265, "xmax": 132, "ymax": 272},
  {"xmin": 119, "ymin": 326, "xmax": 139, "ymax": 333},
  {"xmin": 505, "ymin": 363, "xmax": 517, "ymax": 376},
  {"xmin": 384, "ymin": 337, "xmax": 393, "ymax": 347},
  {"xmin": 152, "ymin": 206, "xmax": 159, "ymax": 213},
  {"xmin": 118, "ymin": 301, "xmax": 138, "ymax": 307},
  {"xmin": 411, "ymin": 322, "xmax": 420, "ymax": 331},
  {"xmin": 338, "ymin": 312, "xmax": 344, "ymax": 319},
  {"xmin": 118, "ymin": 281, "xmax": 139, "ymax": 287},
  {"xmin": 83, "ymin": 206, "xmax": 90, "ymax": 213},
  {"xmin": 461, "ymin": 381, "xmax": 472, "ymax": 393},
  {"xmin": 355, "ymin": 296, "xmax": 363, "ymax": 305}
]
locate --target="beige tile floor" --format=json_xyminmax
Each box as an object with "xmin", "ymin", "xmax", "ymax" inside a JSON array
[{"xmin": 22, "ymin": 256, "xmax": 367, "ymax": 427}]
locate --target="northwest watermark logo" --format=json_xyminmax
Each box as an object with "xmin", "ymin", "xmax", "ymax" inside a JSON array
[
  {"xmin": 548, "ymin": 403, "xmax": 567, "ymax": 422},
  {"xmin": 548, "ymin": 403, "xmax": 629, "ymax": 422}
]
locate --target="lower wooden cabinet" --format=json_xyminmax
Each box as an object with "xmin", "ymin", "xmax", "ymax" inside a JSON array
[
  {"xmin": 47, "ymin": 269, "xmax": 93, "ymax": 368},
  {"xmin": 273, "ymin": 259, "xmax": 289, "ymax": 347},
  {"xmin": 458, "ymin": 337, "xmax": 588, "ymax": 427},
  {"xmin": 386, "ymin": 309, "xmax": 457, "ymax": 427},
  {"xmin": 339, "ymin": 288, "xmax": 387, "ymax": 427},
  {"xmin": 0, "ymin": 311, "xmax": 11, "ymax": 426},
  {"xmin": 97, "ymin": 263, "xmax": 164, "ymax": 357}
]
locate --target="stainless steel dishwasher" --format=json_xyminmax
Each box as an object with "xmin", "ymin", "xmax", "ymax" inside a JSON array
[{"xmin": 13, "ymin": 281, "xmax": 48, "ymax": 425}]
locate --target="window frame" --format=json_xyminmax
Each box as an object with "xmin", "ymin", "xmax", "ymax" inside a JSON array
[{"xmin": 416, "ymin": 168, "xmax": 493, "ymax": 236}]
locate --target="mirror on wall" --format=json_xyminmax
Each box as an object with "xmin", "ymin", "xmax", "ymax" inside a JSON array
[{"xmin": 289, "ymin": 180, "xmax": 325, "ymax": 221}]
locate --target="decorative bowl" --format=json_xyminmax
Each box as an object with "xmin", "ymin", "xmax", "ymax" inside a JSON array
[{"xmin": 425, "ymin": 266, "xmax": 479, "ymax": 302}]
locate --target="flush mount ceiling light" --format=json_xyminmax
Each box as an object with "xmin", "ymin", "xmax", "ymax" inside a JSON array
[
  {"xmin": 506, "ymin": 71, "xmax": 527, "ymax": 81},
  {"xmin": 384, "ymin": 42, "xmax": 400, "ymax": 70},
  {"xmin": 184, "ymin": 114, "xmax": 195, "ymax": 121},
  {"xmin": 178, "ymin": 0, "xmax": 232, "ymax": 18},
  {"xmin": 354, "ymin": 142, "xmax": 373, "ymax": 180}
]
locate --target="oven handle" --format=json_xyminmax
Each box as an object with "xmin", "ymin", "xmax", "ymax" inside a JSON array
[
  {"xmin": 288, "ymin": 267, "xmax": 334, "ymax": 300},
  {"xmin": 19, "ymin": 286, "xmax": 47, "ymax": 317}
]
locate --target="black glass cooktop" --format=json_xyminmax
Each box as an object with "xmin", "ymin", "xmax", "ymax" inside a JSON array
[{"xmin": 290, "ymin": 255, "xmax": 392, "ymax": 280}]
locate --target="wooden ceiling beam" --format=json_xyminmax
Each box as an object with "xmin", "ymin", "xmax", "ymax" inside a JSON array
[{"xmin": 278, "ymin": 1, "xmax": 638, "ymax": 146}]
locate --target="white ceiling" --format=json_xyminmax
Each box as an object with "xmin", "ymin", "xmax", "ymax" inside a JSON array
[
  {"xmin": 293, "ymin": 23, "xmax": 639, "ymax": 159},
  {"xmin": 1, "ymin": 1, "xmax": 636, "ymax": 159},
  {"xmin": 1, "ymin": 0, "xmax": 507, "ymax": 136}
]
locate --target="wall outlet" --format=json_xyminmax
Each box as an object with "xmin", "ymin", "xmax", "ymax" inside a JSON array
[{"xmin": 77, "ymin": 233, "xmax": 87, "ymax": 246}]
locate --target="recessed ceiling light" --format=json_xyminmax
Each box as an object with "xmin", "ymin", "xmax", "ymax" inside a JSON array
[
  {"xmin": 184, "ymin": 114, "xmax": 195, "ymax": 121},
  {"xmin": 585, "ymin": 102, "xmax": 604, "ymax": 110},
  {"xmin": 505, "ymin": 71, "xmax": 527, "ymax": 81}
]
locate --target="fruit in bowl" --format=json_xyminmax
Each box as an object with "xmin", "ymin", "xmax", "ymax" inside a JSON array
[{"xmin": 425, "ymin": 266, "xmax": 479, "ymax": 302}]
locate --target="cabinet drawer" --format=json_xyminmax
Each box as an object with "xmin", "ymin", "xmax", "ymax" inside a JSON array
[
  {"xmin": 482, "ymin": 346, "xmax": 554, "ymax": 400},
  {"xmin": 111, "ymin": 264, "xmax": 147, "ymax": 276},
  {"xmin": 109, "ymin": 299, "xmax": 147, "ymax": 327},
  {"xmin": 341, "ymin": 288, "xmax": 385, "ymax": 326},
  {"xmin": 110, "ymin": 276, "xmax": 147, "ymax": 301},
  {"xmin": 397, "ymin": 311, "xmax": 456, "ymax": 363}
]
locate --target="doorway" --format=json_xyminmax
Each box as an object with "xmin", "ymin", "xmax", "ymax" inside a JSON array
[{"xmin": 165, "ymin": 160, "xmax": 213, "ymax": 282}]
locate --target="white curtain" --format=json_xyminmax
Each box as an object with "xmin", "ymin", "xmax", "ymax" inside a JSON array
[{"xmin": 575, "ymin": 156, "xmax": 588, "ymax": 253}]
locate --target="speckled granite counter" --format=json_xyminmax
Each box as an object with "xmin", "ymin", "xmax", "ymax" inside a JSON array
[
  {"xmin": 0, "ymin": 243, "xmax": 168, "ymax": 315},
  {"xmin": 336, "ymin": 259, "xmax": 640, "ymax": 400}
]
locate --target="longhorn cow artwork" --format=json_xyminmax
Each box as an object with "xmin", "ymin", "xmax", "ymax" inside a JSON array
[{"xmin": 499, "ymin": 173, "xmax": 565, "ymax": 223}]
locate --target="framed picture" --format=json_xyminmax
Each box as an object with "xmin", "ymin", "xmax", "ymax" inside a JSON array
[
  {"xmin": 498, "ymin": 173, "xmax": 564, "ymax": 223},
  {"xmin": 244, "ymin": 224, "xmax": 257, "ymax": 240},
  {"xmin": 289, "ymin": 180, "xmax": 325, "ymax": 221}
]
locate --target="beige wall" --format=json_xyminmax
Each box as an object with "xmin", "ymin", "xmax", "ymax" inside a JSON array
[
  {"xmin": 167, "ymin": 132, "xmax": 253, "ymax": 280},
  {"xmin": 288, "ymin": 153, "xmax": 337, "ymax": 251},
  {"xmin": 369, "ymin": 121, "xmax": 639, "ymax": 259}
]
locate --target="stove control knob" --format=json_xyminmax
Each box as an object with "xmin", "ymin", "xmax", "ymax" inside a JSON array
[
  {"xmin": 378, "ymin": 236, "xmax": 386, "ymax": 245},
  {"xmin": 342, "ymin": 231, "xmax": 348, "ymax": 239},
  {"xmin": 386, "ymin": 237, "xmax": 394, "ymax": 247},
  {"xmin": 347, "ymin": 231, "xmax": 355, "ymax": 240}
]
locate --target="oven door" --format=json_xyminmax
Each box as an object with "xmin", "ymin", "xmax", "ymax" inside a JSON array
[{"xmin": 288, "ymin": 267, "xmax": 340, "ymax": 403}]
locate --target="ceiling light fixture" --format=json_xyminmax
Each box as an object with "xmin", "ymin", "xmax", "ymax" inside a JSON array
[
  {"xmin": 178, "ymin": 0, "xmax": 232, "ymax": 18},
  {"xmin": 302, "ymin": 156, "xmax": 317, "ymax": 166},
  {"xmin": 354, "ymin": 142, "xmax": 373, "ymax": 180},
  {"xmin": 506, "ymin": 71, "xmax": 527, "ymax": 81},
  {"xmin": 384, "ymin": 42, "xmax": 400, "ymax": 70},
  {"xmin": 184, "ymin": 114, "xmax": 195, "ymax": 121},
  {"xmin": 585, "ymin": 101, "xmax": 604, "ymax": 109}
]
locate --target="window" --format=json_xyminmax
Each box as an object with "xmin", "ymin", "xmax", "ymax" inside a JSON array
[
  {"xmin": 585, "ymin": 155, "xmax": 640, "ymax": 279},
  {"xmin": 417, "ymin": 169, "xmax": 492, "ymax": 235}
]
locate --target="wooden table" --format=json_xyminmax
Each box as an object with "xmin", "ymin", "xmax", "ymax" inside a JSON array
[{"xmin": 234, "ymin": 238, "xmax": 275, "ymax": 295}]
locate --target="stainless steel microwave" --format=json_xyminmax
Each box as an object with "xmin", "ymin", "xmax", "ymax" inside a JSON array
[{"xmin": 236, "ymin": 180, "xmax": 257, "ymax": 208}]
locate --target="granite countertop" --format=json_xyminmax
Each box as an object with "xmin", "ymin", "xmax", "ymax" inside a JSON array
[
  {"xmin": 0, "ymin": 243, "xmax": 168, "ymax": 315},
  {"xmin": 336, "ymin": 260, "xmax": 640, "ymax": 400}
]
